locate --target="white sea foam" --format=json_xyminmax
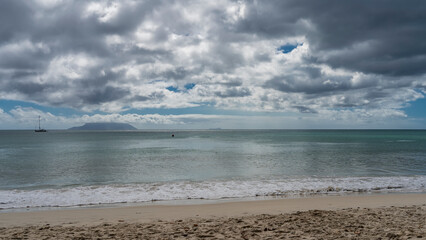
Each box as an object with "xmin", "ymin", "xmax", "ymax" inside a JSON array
[{"xmin": 0, "ymin": 176, "xmax": 425, "ymax": 210}]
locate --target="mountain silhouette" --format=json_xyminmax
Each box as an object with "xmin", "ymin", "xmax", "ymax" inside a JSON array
[{"xmin": 69, "ymin": 122, "xmax": 137, "ymax": 130}]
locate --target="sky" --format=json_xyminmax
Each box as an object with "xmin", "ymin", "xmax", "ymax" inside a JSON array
[{"xmin": 0, "ymin": 0, "xmax": 425, "ymax": 129}]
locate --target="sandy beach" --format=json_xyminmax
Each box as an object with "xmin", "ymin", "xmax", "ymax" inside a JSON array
[{"xmin": 0, "ymin": 193, "xmax": 425, "ymax": 239}]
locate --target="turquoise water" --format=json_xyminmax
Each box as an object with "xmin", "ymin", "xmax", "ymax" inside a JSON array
[{"xmin": 0, "ymin": 130, "xmax": 425, "ymax": 209}]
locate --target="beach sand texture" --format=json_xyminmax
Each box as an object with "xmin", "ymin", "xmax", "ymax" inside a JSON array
[{"xmin": 0, "ymin": 194, "xmax": 425, "ymax": 239}]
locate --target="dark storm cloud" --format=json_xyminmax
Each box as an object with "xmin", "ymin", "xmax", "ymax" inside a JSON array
[
  {"xmin": 214, "ymin": 87, "xmax": 251, "ymax": 98},
  {"xmin": 216, "ymin": 79, "xmax": 243, "ymax": 87},
  {"xmin": 235, "ymin": 1, "xmax": 306, "ymax": 38},
  {"xmin": 127, "ymin": 46, "xmax": 171, "ymax": 64},
  {"xmin": 263, "ymin": 66, "xmax": 353, "ymax": 95},
  {"xmin": 161, "ymin": 67, "xmax": 189, "ymax": 80},
  {"xmin": 0, "ymin": 47, "xmax": 49, "ymax": 70},
  {"xmin": 77, "ymin": 69, "xmax": 123, "ymax": 90},
  {"xmin": 239, "ymin": 0, "xmax": 426, "ymax": 77},
  {"xmin": 264, "ymin": 76, "xmax": 351, "ymax": 94},
  {"xmin": 196, "ymin": 43, "xmax": 246, "ymax": 74},
  {"xmin": 133, "ymin": 92, "xmax": 165, "ymax": 102},
  {"xmin": 10, "ymin": 70, "xmax": 39, "ymax": 79},
  {"xmin": 0, "ymin": 1, "xmax": 33, "ymax": 42},
  {"xmin": 7, "ymin": 81, "xmax": 53, "ymax": 95},
  {"xmin": 364, "ymin": 91, "xmax": 390, "ymax": 101},
  {"xmin": 2, "ymin": 78, "xmax": 67, "ymax": 105},
  {"xmin": 79, "ymin": 86, "xmax": 130, "ymax": 105}
]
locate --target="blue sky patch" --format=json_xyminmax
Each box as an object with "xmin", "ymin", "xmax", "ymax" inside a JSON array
[
  {"xmin": 278, "ymin": 43, "xmax": 302, "ymax": 54},
  {"xmin": 167, "ymin": 84, "xmax": 196, "ymax": 92},
  {"xmin": 166, "ymin": 86, "xmax": 180, "ymax": 92},
  {"xmin": 404, "ymin": 97, "xmax": 426, "ymax": 118},
  {"xmin": 0, "ymin": 99, "xmax": 84, "ymax": 116},
  {"xmin": 184, "ymin": 83, "xmax": 196, "ymax": 90}
]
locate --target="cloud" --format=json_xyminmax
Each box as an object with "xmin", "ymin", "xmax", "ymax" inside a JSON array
[
  {"xmin": 1, "ymin": 106, "xmax": 421, "ymax": 130},
  {"xmin": 263, "ymin": 66, "xmax": 353, "ymax": 95},
  {"xmin": 0, "ymin": 0, "xmax": 425, "ymax": 127},
  {"xmin": 293, "ymin": 106, "xmax": 318, "ymax": 114},
  {"xmin": 215, "ymin": 87, "xmax": 251, "ymax": 98},
  {"xmin": 238, "ymin": 0, "xmax": 426, "ymax": 76}
]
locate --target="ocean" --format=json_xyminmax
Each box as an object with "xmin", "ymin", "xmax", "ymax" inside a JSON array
[{"xmin": 0, "ymin": 130, "xmax": 425, "ymax": 210}]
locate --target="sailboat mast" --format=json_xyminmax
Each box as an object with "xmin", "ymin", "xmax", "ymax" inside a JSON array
[{"xmin": 35, "ymin": 115, "xmax": 46, "ymax": 132}]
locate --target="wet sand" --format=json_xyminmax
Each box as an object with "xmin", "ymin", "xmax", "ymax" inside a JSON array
[{"xmin": 0, "ymin": 194, "xmax": 425, "ymax": 239}]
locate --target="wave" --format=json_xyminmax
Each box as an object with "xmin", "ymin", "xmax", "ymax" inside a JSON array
[{"xmin": 0, "ymin": 176, "xmax": 425, "ymax": 210}]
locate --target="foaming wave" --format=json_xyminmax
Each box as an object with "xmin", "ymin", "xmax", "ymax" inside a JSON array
[{"xmin": 0, "ymin": 176, "xmax": 425, "ymax": 210}]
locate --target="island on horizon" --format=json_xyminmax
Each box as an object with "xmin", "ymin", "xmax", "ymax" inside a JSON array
[{"xmin": 68, "ymin": 122, "xmax": 137, "ymax": 130}]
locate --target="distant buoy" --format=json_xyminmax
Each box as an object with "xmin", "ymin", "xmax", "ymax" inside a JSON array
[{"xmin": 172, "ymin": 134, "xmax": 174, "ymax": 137}]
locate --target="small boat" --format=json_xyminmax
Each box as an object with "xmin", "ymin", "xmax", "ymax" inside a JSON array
[{"xmin": 35, "ymin": 116, "xmax": 47, "ymax": 132}]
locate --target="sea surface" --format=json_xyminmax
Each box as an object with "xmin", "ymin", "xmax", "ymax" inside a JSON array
[{"xmin": 0, "ymin": 130, "xmax": 425, "ymax": 210}]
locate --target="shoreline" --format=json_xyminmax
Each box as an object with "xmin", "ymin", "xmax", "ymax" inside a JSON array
[
  {"xmin": 1, "ymin": 193, "xmax": 425, "ymax": 228},
  {"xmin": 3, "ymin": 175, "xmax": 425, "ymax": 211},
  {"xmin": 1, "ymin": 190, "xmax": 423, "ymax": 214}
]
